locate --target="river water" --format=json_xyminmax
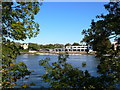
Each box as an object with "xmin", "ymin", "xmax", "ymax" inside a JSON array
[{"xmin": 15, "ymin": 54, "xmax": 100, "ymax": 88}]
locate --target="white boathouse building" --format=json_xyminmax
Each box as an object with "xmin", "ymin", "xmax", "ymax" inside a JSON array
[
  {"xmin": 20, "ymin": 43, "xmax": 28, "ymax": 49},
  {"xmin": 48, "ymin": 45, "xmax": 93, "ymax": 52},
  {"xmin": 65, "ymin": 45, "xmax": 93, "ymax": 52}
]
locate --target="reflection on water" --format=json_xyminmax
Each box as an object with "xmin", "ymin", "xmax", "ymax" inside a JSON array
[{"xmin": 16, "ymin": 54, "xmax": 100, "ymax": 88}]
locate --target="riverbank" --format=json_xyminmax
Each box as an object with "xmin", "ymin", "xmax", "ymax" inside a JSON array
[{"xmin": 20, "ymin": 51, "xmax": 96, "ymax": 55}]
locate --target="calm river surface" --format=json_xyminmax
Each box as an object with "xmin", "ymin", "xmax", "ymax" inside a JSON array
[{"xmin": 16, "ymin": 54, "xmax": 100, "ymax": 88}]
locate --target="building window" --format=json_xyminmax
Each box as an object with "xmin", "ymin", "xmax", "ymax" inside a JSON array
[
  {"xmin": 65, "ymin": 49, "xmax": 68, "ymax": 51},
  {"xmin": 73, "ymin": 49, "xmax": 76, "ymax": 51},
  {"xmin": 81, "ymin": 47, "xmax": 84, "ymax": 48},
  {"xmin": 81, "ymin": 49, "xmax": 84, "ymax": 51}
]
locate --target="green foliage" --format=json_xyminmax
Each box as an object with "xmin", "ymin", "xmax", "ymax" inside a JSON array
[
  {"xmin": 81, "ymin": 2, "xmax": 120, "ymax": 88},
  {"xmin": 39, "ymin": 54, "xmax": 88, "ymax": 88},
  {"xmin": 2, "ymin": 39, "xmax": 31, "ymax": 88},
  {"xmin": 28, "ymin": 43, "xmax": 65, "ymax": 50},
  {"xmin": 39, "ymin": 53, "xmax": 116, "ymax": 89},
  {"xmin": 28, "ymin": 43, "xmax": 40, "ymax": 50},
  {"xmin": 2, "ymin": 2, "xmax": 41, "ymax": 40},
  {"xmin": 72, "ymin": 42, "xmax": 80, "ymax": 46},
  {"xmin": 2, "ymin": 39, "xmax": 20, "ymax": 65},
  {"xmin": 41, "ymin": 44, "xmax": 64, "ymax": 49},
  {"xmin": 97, "ymin": 56, "xmax": 120, "ymax": 83},
  {"xmin": 2, "ymin": 1, "xmax": 41, "ymax": 88},
  {"xmin": 18, "ymin": 84, "xmax": 30, "ymax": 88},
  {"xmin": 82, "ymin": 2, "xmax": 120, "ymax": 56},
  {"xmin": 82, "ymin": 62, "xmax": 86, "ymax": 67},
  {"xmin": 30, "ymin": 82, "xmax": 36, "ymax": 86},
  {"xmin": 14, "ymin": 42, "xmax": 65, "ymax": 51},
  {"xmin": 65, "ymin": 43, "xmax": 71, "ymax": 47},
  {"xmin": 19, "ymin": 49, "xmax": 29, "ymax": 53},
  {"xmin": 14, "ymin": 42, "xmax": 21, "ymax": 48}
]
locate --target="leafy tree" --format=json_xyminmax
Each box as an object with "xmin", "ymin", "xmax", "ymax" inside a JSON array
[
  {"xmin": 39, "ymin": 44, "xmax": 64, "ymax": 49},
  {"xmin": 44, "ymin": 44, "xmax": 55, "ymax": 49},
  {"xmin": 65, "ymin": 43, "xmax": 71, "ymax": 47},
  {"xmin": 39, "ymin": 53, "xmax": 116, "ymax": 89},
  {"xmin": 14, "ymin": 42, "xmax": 21, "ymax": 48},
  {"xmin": 54, "ymin": 44, "xmax": 64, "ymax": 48},
  {"xmin": 2, "ymin": 1, "xmax": 41, "ymax": 88},
  {"xmin": 28, "ymin": 43, "xmax": 40, "ymax": 50},
  {"xmin": 82, "ymin": 1, "xmax": 120, "ymax": 87},
  {"xmin": 72, "ymin": 42, "xmax": 80, "ymax": 46},
  {"xmin": 82, "ymin": 2, "xmax": 120, "ymax": 56},
  {"xmin": 2, "ymin": 2, "xmax": 41, "ymax": 40},
  {"xmin": 14, "ymin": 42, "xmax": 24, "ymax": 50}
]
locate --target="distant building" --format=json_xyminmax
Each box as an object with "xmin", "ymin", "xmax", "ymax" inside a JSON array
[
  {"xmin": 53, "ymin": 48, "xmax": 65, "ymax": 52},
  {"xmin": 65, "ymin": 45, "xmax": 93, "ymax": 52},
  {"xmin": 20, "ymin": 43, "xmax": 28, "ymax": 49},
  {"xmin": 47, "ymin": 45, "xmax": 93, "ymax": 52},
  {"xmin": 112, "ymin": 42, "xmax": 119, "ymax": 51},
  {"xmin": 39, "ymin": 49, "xmax": 50, "ymax": 52},
  {"xmin": 29, "ymin": 50, "xmax": 37, "ymax": 53}
]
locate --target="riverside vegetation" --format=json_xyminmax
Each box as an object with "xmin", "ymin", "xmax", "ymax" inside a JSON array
[
  {"xmin": 2, "ymin": 2, "xmax": 41, "ymax": 88},
  {"xmin": 1, "ymin": 1, "xmax": 120, "ymax": 89}
]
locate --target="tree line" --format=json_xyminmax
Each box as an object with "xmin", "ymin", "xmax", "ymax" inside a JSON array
[{"xmin": 15, "ymin": 42, "xmax": 84, "ymax": 51}]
